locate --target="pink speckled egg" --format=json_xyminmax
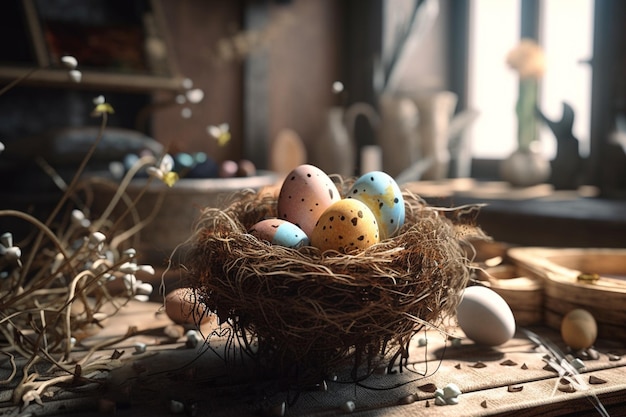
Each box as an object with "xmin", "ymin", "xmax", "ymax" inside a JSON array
[
  {"xmin": 277, "ymin": 164, "xmax": 341, "ymax": 236},
  {"xmin": 310, "ymin": 199, "xmax": 380, "ymax": 254}
]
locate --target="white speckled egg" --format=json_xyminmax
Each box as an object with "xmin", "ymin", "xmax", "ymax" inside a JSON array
[
  {"xmin": 310, "ymin": 199, "xmax": 379, "ymax": 254},
  {"xmin": 249, "ymin": 218, "xmax": 310, "ymax": 248},
  {"xmin": 456, "ymin": 286, "xmax": 516, "ymax": 346},
  {"xmin": 277, "ymin": 164, "xmax": 341, "ymax": 236},
  {"xmin": 346, "ymin": 171, "xmax": 405, "ymax": 239}
]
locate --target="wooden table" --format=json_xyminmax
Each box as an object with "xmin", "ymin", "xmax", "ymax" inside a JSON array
[{"xmin": 2, "ymin": 300, "xmax": 624, "ymax": 417}]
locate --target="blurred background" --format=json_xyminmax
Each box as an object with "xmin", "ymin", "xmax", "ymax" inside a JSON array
[{"xmin": 1, "ymin": 0, "xmax": 625, "ymax": 256}]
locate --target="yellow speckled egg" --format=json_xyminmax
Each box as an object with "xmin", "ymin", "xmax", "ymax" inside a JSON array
[
  {"xmin": 277, "ymin": 164, "xmax": 341, "ymax": 236},
  {"xmin": 310, "ymin": 199, "xmax": 379, "ymax": 254},
  {"xmin": 561, "ymin": 308, "xmax": 597, "ymax": 350}
]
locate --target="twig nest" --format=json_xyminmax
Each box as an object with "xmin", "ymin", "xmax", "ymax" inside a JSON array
[{"xmin": 183, "ymin": 181, "xmax": 484, "ymax": 379}]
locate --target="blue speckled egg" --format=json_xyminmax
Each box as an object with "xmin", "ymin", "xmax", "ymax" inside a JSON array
[
  {"xmin": 346, "ymin": 171, "xmax": 405, "ymax": 239},
  {"xmin": 249, "ymin": 218, "xmax": 310, "ymax": 248}
]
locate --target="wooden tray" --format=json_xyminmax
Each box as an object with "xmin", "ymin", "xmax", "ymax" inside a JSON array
[
  {"xmin": 508, "ymin": 247, "xmax": 626, "ymax": 342},
  {"xmin": 476, "ymin": 264, "xmax": 544, "ymax": 326}
]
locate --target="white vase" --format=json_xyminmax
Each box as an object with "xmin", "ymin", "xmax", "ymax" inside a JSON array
[{"xmin": 500, "ymin": 147, "xmax": 551, "ymax": 187}]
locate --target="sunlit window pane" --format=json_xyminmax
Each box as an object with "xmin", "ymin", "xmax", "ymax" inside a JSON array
[
  {"xmin": 539, "ymin": 0, "xmax": 594, "ymax": 158},
  {"xmin": 468, "ymin": 0, "xmax": 594, "ymax": 161},
  {"xmin": 467, "ymin": 0, "xmax": 521, "ymax": 159}
]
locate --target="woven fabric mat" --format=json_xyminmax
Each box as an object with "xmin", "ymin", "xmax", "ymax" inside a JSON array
[{"xmin": 2, "ymin": 301, "xmax": 625, "ymax": 416}]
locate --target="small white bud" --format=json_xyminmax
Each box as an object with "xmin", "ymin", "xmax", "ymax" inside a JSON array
[
  {"xmin": 120, "ymin": 261, "xmax": 139, "ymax": 274},
  {"xmin": 137, "ymin": 265, "xmax": 155, "ymax": 275},
  {"xmin": 135, "ymin": 282, "xmax": 153, "ymax": 296},
  {"xmin": 61, "ymin": 55, "xmax": 78, "ymax": 69},
  {"xmin": 1, "ymin": 232, "xmax": 13, "ymax": 248},
  {"xmin": 443, "ymin": 383, "xmax": 462, "ymax": 399},
  {"xmin": 68, "ymin": 69, "xmax": 82, "ymax": 83}
]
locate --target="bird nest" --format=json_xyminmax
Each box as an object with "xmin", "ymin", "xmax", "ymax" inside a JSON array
[{"xmin": 183, "ymin": 185, "xmax": 485, "ymax": 382}]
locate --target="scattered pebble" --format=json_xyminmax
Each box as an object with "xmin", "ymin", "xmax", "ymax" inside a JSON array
[
  {"xmin": 185, "ymin": 330, "xmax": 201, "ymax": 348},
  {"xmin": 481, "ymin": 400, "xmax": 488, "ymax": 408},
  {"xmin": 500, "ymin": 359, "xmax": 517, "ymax": 366},
  {"xmin": 169, "ymin": 400, "xmax": 185, "ymax": 414},
  {"xmin": 508, "ymin": 384, "xmax": 523, "ymax": 393},
  {"xmin": 164, "ymin": 324, "xmax": 185, "ymax": 339},
  {"xmin": 434, "ymin": 383, "xmax": 462, "ymax": 406},
  {"xmin": 589, "ymin": 375, "xmax": 607, "ymax": 385},
  {"xmin": 340, "ymin": 400, "xmax": 355, "ymax": 413},
  {"xmin": 417, "ymin": 383, "xmax": 437, "ymax": 393},
  {"xmin": 471, "ymin": 362, "xmax": 487, "ymax": 368},
  {"xmin": 417, "ymin": 337, "xmax": 427, "ymax": 347},
  {"xmin": 434, "ymin": 396, "xmax": 447, "ymax": 406},
  {"xmin": 133, "ymin": 342, "xmax": 146, "ymax": 354},
  {"xmin": 521, "ymin": 363, "xmax": 528, "ymax": 370},
  {"xmin": 558, "ymin": 381, "xmax": 576, "ymax": 393},
  {"xmin": 607, "ymin": 352, "xmax": 622, "ymax": 361},
  {"xmin": 454, "ymin": 363, "xmax": 461, "ymax": 369}
]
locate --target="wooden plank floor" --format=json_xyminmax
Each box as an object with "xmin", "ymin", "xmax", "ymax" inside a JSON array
[{"xmin": 1, "ymin": 300, "xmax": 625, "ymax": 416}]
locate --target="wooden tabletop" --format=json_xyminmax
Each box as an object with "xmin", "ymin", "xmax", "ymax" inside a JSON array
[{"xmin": 3, "ymin": 300, "xmax": 624, "ymax": 417}]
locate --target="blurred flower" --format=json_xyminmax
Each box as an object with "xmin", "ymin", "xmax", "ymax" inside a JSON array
[
  {"xmin": 120, "ymin": 258, "xmax": 155, "ymax": 302},
  {"xmin": 207, "ymin": 123, "xmax": 231, "ymax": 147},
  {"xmin": 68, "ymin": 70, "xmax": 82, "ymax": 83},
  {"xmin": 0, "ymin": 232, "xmax": 22, "ymax": 277},
  {"xmin": 91, "ymin": 95, "xmax": 114, "ymax": 116},
  {"xmin": 146, "ymin": 154, "xmax": 179, "ymax": 187},
  {"xmin": 506, "ymin": 38, "xmax": 545, "ymax": 80}
]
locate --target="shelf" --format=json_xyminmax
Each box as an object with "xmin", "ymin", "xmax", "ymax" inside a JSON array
[{"xmin": 0, "ymin": 0, "xmax": 184, "ymax": 93}]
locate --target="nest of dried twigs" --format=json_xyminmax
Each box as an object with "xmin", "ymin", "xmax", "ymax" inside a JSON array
[{"xmin": 184, "ymin": 183, "xmax": 484, "ymax": 381}]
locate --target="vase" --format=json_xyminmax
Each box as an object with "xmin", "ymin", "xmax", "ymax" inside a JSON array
[{"xmin": 500, "ymin": 147, "xmax": 551, "ymax": 187}]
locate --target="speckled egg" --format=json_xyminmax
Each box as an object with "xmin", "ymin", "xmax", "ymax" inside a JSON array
[
  {"xmin": 249, "ymin": 218, "xmax": 310, "ymax": 248},
  {"xmin": 456, "ymin": 286, "xmax": 516, "ymax": 346},
  {"xmin": 346, "ymin": 171, "xmax": 405, "ymax": 239},
  {"xmin": 277, "ymin": 164, "xmax": 341, "ymax": 236},
  {"xmin": 310, "ymin": 199, "xmax": 380, "ymax": 254},
  {"xmin": 165, "ymin": 287, "xmax": 213, "ymax": 325},
  {"xmin": 561, "ymin": 308, "xmax": 597, "ymax": 350}
]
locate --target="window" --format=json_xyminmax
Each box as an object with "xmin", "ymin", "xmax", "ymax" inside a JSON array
[{"xmin": 467, "ymin": 0, "xmax": 594, "ymax": 160}]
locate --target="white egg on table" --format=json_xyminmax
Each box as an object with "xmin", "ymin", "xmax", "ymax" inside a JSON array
[{"xmin": 456, "ymin": 285, "xmax": 516, "ymax": 346}]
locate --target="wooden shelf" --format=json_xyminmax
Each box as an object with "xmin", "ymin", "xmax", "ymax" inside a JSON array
[{"xmin": 0, "ymin": 0, "xmax": 184, "ymax": 93}]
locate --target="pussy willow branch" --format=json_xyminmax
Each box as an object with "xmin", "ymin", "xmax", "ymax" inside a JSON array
[
  {"xmin": 19, "ymin": 113, "xmax": 109, "ymax": 283},
  {"xmin": 0, "ymin": 210, "xmax": 73, "ymax": 309},
  {"xmin": 91, "ymin": 154, "xmax": 157, "ymax": 233}
]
